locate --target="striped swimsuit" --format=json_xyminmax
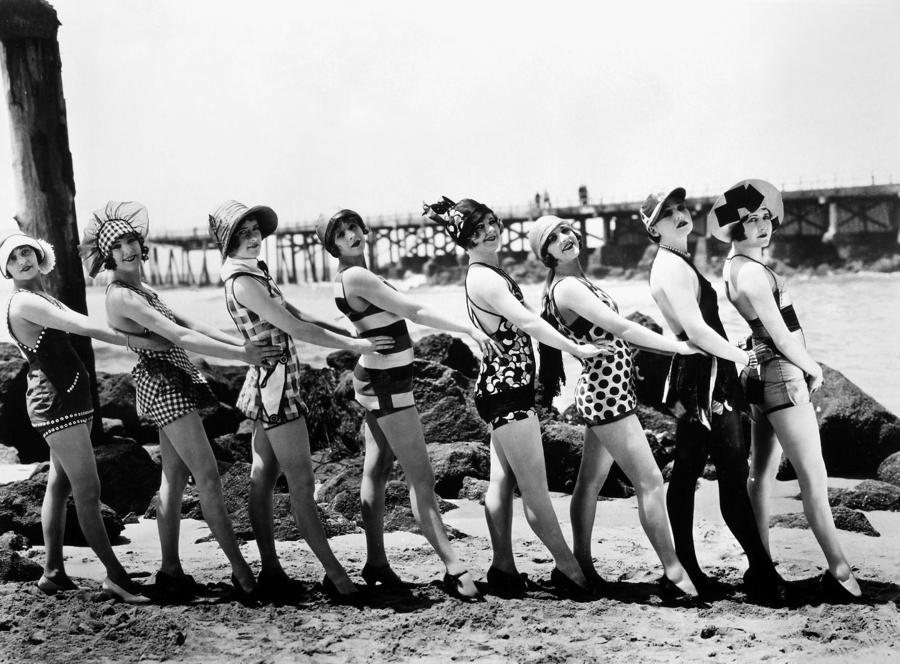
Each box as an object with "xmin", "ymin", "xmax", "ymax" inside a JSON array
[
  {"xmin": 334, "ymin": 266, "xmax": 415, "ymax": 416},
  {"xmin": 222, "ymin": 258, "xmax": 308, "ymax": 428}
]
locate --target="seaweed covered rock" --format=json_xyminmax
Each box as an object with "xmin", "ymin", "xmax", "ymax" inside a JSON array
[
  {"xmin": 413, "ymin": 333, "xmax": 479, "ymax": 379},
  {"xmin": 93, "ymin": 440, "xmax": 160, "ymax": 515},
  {"xmin": 827, "ymin": 480, "xmax": 900, "ymax": 512},
  {"xmin": 412, "ymin": 360, "xmax": 488, "ymax": 445},
  {"xmin": 877, "ymin": 451, "xmax": 900, "ymax": 488},
  {"xmin": 427, "ymin": 441, "xmax": 490, "ymax": 499},
  {"xmin": 770, "ymin": 505, "xmax": 879, "ymax": 536}
]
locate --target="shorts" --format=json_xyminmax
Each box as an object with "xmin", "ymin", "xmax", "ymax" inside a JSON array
[{"xmin": 742, "ymin": 355, "xmax": 810, "ymax": 419}]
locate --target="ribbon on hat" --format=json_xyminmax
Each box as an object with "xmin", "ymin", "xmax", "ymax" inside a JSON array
[
  {"xmin": 422, "ymin": 197, "xmax": 494, "ymax": 247},
  {"xmin": 712, "ymin": 183, "xmax": 766, "ymax": 226}
]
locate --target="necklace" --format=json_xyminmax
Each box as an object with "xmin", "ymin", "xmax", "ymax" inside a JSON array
[{"xmin": 659, "ymin": 244, "xmax": 691, "ymax": 260}]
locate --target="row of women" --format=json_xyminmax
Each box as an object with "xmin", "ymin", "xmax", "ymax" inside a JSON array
[{"xmin": 2, "ymin": 178, "xmax": 862, "ymax": 607}]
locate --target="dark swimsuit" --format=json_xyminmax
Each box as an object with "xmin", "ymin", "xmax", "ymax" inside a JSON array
[
  {"xmin": 545, "ymin": 276, "xmax": 636, "ymax": 425},
  {"xmin": 7, "ymin": 291, "xmax": 94, "ymax": 437},
  {"xmin": 465, "ymin": 262, "xmax": 536, "ymax": 429},
  {"xmin": 724, "ymin": 254, "xmax": 809, "ymax": 417}
]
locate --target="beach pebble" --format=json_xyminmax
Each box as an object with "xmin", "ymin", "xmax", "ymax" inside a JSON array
[{"xmin": 700, "ymin": 625, "xmax": 718, "ymax": 639}]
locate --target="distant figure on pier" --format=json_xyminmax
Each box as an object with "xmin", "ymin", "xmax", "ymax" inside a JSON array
[
  {"xmin": 542, "ymin": 191, "xmax": 551, "ymax": 211},
  {"xmin": 578, "ymin": 185, "xmax": 589, "ymax": 207}
]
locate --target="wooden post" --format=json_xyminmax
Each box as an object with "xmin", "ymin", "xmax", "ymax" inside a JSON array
[{"xmin": 0, "ymin": 0, "xmax": 102, "ymax": 441}]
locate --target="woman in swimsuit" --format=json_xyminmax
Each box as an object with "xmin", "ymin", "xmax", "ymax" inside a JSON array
[
  {"xmin": 2, "ymin": 233, "xmax": 169, "ymax": 604},
  {"xmin": 315, "ymin": 208, "xmax": 494, "ymax": 601},
  {"xmin": 709, "ymin": 179, "xmax": 861, "ymax": 602},
  {"xmin": 528, "ymin": 215, "xmax": 700, "ymax": 600},
  {"xmin": 643, "ymin": 187, "xmax": 788, "ymax": 604},
  {"xmin": 209, "ymin": 200, "xmax": 394, "ymax": 602},
  {"xmin": 81, "ymin": 201, "xmax": 280, "ymax": 599},
  {"xmin": 424, "ymin": 197, "xmax": 612, "ymax": 600}
]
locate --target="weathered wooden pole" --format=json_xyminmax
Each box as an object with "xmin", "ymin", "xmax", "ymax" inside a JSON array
[{"xmin": 0, "ymin": 0, "xmax": 102, "ymax": 440}]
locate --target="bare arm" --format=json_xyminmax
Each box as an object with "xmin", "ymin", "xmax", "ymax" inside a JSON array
[
  {"xmin": 232, "ymin": 277, "xmax": 392, "ymax": 353},
  {"xmin": 736, "ymin": 263, "xmax": 821, "ymax": 381},
  {"xmin": 471, "ymin": 267, "xmax": 609, "ymax": 359},
  {"xmin": 284, "ymin": 301, "xmax": 352, "ymax": 336},
  {"xmin": 11, "ymin": 293, "xmax": 169, "ymax": 351},
  {"xmin": 558, "ymin": 278, "xmax": 694, "ymax": 356},
  {"xmin": 655, "ymin": 254, "xmax": 749, "ymax": 364}
]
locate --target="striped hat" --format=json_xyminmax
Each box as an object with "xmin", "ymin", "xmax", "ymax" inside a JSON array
[{"xmin": 208, "ymin": 200, "xmax": 278, "ymax": 258}]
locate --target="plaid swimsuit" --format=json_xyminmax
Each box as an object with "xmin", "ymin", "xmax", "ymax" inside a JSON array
[
  {"xmin": 222, "ymin": 259, "xmax": 308, "ymax": 428},
  {"xmin": 109, "ymin": 281, "xmax": 217, "ymax": 428}
]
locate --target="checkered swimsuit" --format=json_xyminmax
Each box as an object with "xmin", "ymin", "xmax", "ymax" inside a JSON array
[
  {"xmin": 224, "ymin": 271, "xmax": 308, "ymax": 428},
  {"xmin": 545, "ymin": 277, "xmax": 637, "ymax": 425},
  {"xmin": 109, "ymin": 281, "xmax": 217, "ymax": 428},
  {"xmin": 334, "ymin": 267, "xmax": 415, "ymax": 413}
]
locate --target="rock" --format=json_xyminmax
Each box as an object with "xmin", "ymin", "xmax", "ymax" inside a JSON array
[
  {"xmin": 701, "ymin": 463, "xmax": 717, "ymax": 480},
  {"xmin": 325, "ymin": 350, "xmax": 360, "ymax": 374},
  {"xmin": 0, "ymin": 472, "xmax": 124, "ymax": 544},
  {"xmin": 0, "ymin": 531, "xmax": 28, "ymax": 551},
  {"xmin": 93, "ymin": 441, "xmax": 160, "ymax": 515},
  {"xmin": 813, "ymin": 364, "xmax": 900, "ymax": 477},
  {"xmin": 101, "ymin": 418, "xmax": 126, "ymax": 437},
  {"xmin": 877, "ymin": 452, "xmax": 900, "ymax": 488},
  {"xmin": 329, "ymin": 479, "xmax": 458, "ymax": 536},
  {"xmin": 770, "ymin": 505, "xmax": 879, "ymax": 537},
  {"xmin": 626, "ymin": 313, "xmax": 671, "ymax": 409},
  {"xmin": 213, "ymin": 432, "xmax": 252, "ymax": 464},
  {"xmin": 458, "ymin": 476, "xmax": 489, "ymax": 503},
  {"xmin": 0, "ymin": 549, "xmax": 42, "ymax": 583},
  {"xmin": 0, "ymin": 342, "xmax": 46, "ymax": 462},
  {"xmin": 427, "ymin": 441, "xmax": 490, "ymax": 499},
  {"xmin": 143, "ymin": 445, "xmax": 162, "ymax": 468},
  {"xmin": 412, "ymin": 360, "xmax": 488, "ymax": 445},
  {"xmin": 0, "ymin": 444, "xmax": 20, "ymax": 464},
  {"xmin": 193, "ymin": 360, "xmax": 248, "ymax": 405},
  {"xmin": 298, "ymin": 364, "xmax": 363, "ymax": 453},
  {"xmin": 559, "ymin": 404, "xmax": 585, "ymax": 426},
  {"xmin": 414, "ymin": 333, "xmax": 479, "ymax": 379},
  {"xmin": 540, "ymin": 422, "xmax": 584, "ymax": 493},
  {"xmin": 827, "ymin": 480, "xmax": 900, "ymax": 511},
  {"xmin": 199, "ymin": 402, "xmax": 244, "ymax": 440},
  {"xmin": 95, "ymin": 371, "xmax": 139, "ymax": 431}
]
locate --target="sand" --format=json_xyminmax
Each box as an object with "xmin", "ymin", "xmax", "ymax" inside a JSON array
[{"xmin": 1, "ymin": 475, "xmax": 898, "ymax": 664}]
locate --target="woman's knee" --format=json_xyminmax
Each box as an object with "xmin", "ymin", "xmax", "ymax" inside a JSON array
[
  {"xmin": 632, "ymin": 466, "xmax": 664, "ymax": 496},
  {"xmin": 71, "ymin": 478, "xmax": 102, "ymax": 507}
]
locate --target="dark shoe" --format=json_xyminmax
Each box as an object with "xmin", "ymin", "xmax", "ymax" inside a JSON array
[
  {"xmin": 442, "ymin": 570, "xmax": 484, "ymax": 603},
  {"xmin": 821, "ymin": 570, "xmax": 864, "ymax": 604},
  {"xmin": 658, "ymin": 575, "xmax": 706, "ymax": 607},
  {"xmin": 322, "ymin": 575, "xmax": 364, "ymax": 606},
  {"xmin": 37, "ymin": 574, "xmax": 78, "ymax": 595},
  {"xmin": 155, "ymin": 570, "xmax": 201, "ymax": 601},
  {"xmin": 361, "ymin": 563, "xmax": 406, "ymax": 589},
  {"xmin": 549, "ymin": 568, "xmax": 596, "ymax": 602},
  {"xmin": 743, "ymin": 567, "xmax": 790, "ymax": 607},
  {"xmin": 581, "ymin": 567, "xmax": 609, "ymax": 595},
  {"xmin": 486, "ymin": 566, "xmax": 528, "ymax": 599},
  {"xmin": 229, "ymin": 573, "xmax": 259, "ymax": 607},
  {"xmin": 256, "ymin": 569, "xmax": 303, "ymax": 603}
]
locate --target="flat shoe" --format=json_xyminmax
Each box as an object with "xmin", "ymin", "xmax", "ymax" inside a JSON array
[
  {"xmin": 256, "ymin": 569, "xmax": 303, "ymax": 602},
  {"xmin": 102, "ymin": 577, "xmax": 151, "ymax": 605},
  {"xmin": 155, "ymin": 570, "xmax": 201, "ymax": 600},
  {"xmin": 486, "ymin": 566, "xmax": 528, "ymax": 599},
  {"xmin": 37, "ymin": 574, "xmax": 78, "ymax": 595},
  {"xmin": 549, "ymin": 568, "xmax": 596, "ymax": 602},
  {"xmin": 322, "ymin": 575, "xmax": 364, "ymax": 606},
  {"xmin": 443, "ymin": 570, "xmax": 483, "ymax": 603},
  {"xmin": 743, "ymin": 567, "xmax": 790, "ymax": 607},
  {"xmin": 361, "ymin": 563, "xmax": 406, "ymax": 589},
  {"xmin": 821, "ymin": 570, "xmax": 864, "ymax": 604}
]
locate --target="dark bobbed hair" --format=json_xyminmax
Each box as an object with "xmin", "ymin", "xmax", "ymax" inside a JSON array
[{"xmin": 728, "ymin": 207, "xmax": 781, "ymax": 242}]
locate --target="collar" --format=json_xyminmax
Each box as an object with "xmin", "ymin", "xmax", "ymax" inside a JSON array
[{"xmin": 220, "ymin": 256, "xmax": 267, "ymax": 282}]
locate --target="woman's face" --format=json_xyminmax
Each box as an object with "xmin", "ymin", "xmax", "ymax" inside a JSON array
[
  {"xmin": 109, "ymin": 233, "xmax": 143, "ymax": 272},
  {"xmin": 333, "ymin": 219, "xmax": 366, "ymax": 257},
  {"xmin": 230, "ymin": 218, "xmax": 262, "ymax": 259},
  {"xmin": 544, "ymin": 224, "xmax": 580, "ymax": 264},
  {"xmin": 6, "ymin": 245, "xmax": 39, "ymax": 280},
  {"xmin": 652, "ymin": 200, "xmax": 693, "ymax": 240},
  {"xmin": 737, "ymin": 207, "xmax": 773, "ymax": 247},
  {"xmin": 467, "ymin": 215, "xmax": 502, "ymax": 252}
]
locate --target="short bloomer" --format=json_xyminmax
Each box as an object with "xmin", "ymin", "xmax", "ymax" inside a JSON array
[{"xmin": 741, "ymin": 355, "xmax": 810, "ymax": 419}]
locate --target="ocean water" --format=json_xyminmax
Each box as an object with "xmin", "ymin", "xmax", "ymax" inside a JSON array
[{"xmin": 2, "ymin": 272, "xmax": 898, "ymax": 416}]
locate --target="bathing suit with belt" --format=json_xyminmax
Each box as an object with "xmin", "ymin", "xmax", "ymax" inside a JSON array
[
  {"xmin": 544, "ymin": 276, "xmax": 636, "ymax": 425},
  {"xmin": 222, "ymin": 257, "xmax": 308, "ymax": 429},
  {"xmin": 109, "ymin": 281, "xmax": 218, "ymax": 428},
  {"xmin": 6, "ymin": 290, "xmax": 94, "ymax": 437},
  {"xmin": 465, "ymin": 262, "xmax": 536, "ymax": 429},
  {"xmin": 661, "ymin": 249, "xmax": 745, "ymax": 428},
  {"xmin": 724, "ymin": 254, "xmax": 809, "ymax": 417},
  {"xmin": 334, "ymin": 266, "xmax": 415, "ymax": 417}
]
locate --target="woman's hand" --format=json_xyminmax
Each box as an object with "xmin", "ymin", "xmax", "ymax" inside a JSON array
[
  {"xmin": 243, "ymin": 340, "xmax": 283, "ymax": 366},
  {"xmin": 470, "ymin": 327, "xmax": 501, "ymax": 361},
  {"xmin": 806, "ymin": 364, "xmax": 824, "ymax": 393},
  {"xmin": 127, "ymin": 332, "xmax": 171, "ymax": 352},
  {"xmin": 356, "ymin": 335, "xmax": 395, "ymax": 354},
  {"xmin": 573, "ymin": 340, "xmax": 617, "ymax": 360}
]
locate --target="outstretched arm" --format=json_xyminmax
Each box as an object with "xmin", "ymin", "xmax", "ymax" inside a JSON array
[
  {"xmin": 558, "ymin": 278, "xmax": 697, "ymax": 356},
  {"xmin": 232, "ymin": 276, "xmax": 393, "ymax": 354},
  {"xmin": 284, "ymin": 301, "xmax": 352, "ymax": 336},
  {"xmin": 655, "ymin": 255, "xmax": 749, "ymax": 365},
  {"xmin": 737, "ymin": 263, "xmax": 822, "ymax": 388},
  {"xmin": 11, "ymin": 292, "xmax": 169, "ymax": 351}
]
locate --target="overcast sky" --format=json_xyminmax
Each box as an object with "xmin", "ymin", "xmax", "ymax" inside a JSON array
[{"xmin": 1, "ymin": 0, "xmax": 899, "ymax": 236}]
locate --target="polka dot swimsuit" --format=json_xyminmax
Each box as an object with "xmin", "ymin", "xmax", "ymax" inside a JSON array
[{"xmin": 545, "ymin": 277, "xmax": 636, "ymax": 425}]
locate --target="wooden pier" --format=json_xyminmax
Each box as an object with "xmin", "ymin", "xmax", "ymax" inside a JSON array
[{"xmin": 139, "ymin": 183, "xmax": 900, "ymax": 286}]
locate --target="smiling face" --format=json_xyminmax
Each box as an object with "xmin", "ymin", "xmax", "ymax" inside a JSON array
[
  {"xmin": 544, "ymin": 224, "xmax": 581, "ymax": 264},
  {"xmin": 108, "ymin": 232, "xmax": 143, "ymax": 273},
  {"xmin": 466, "ymin": 214, "xmax": 502, "ymax": 252},
  {"xmin": 229, "ymin": 217, "xmax": 262, "ymax": 259},
  {"xmin": 736, "ymin": 207, "xmax": 774, "ymax": 247},
  {"xmin": 6, "ymin": 245, "xmax": 40, "ymax": 281},
  {"xmin": 651, "ymin": 199, "xmax": 693, "ymax": 241},
  {"xmin": 332, "ymin": 218, "xmax": 366, "ymax": 257}
]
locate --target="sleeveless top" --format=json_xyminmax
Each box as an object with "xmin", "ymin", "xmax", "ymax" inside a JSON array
[
  {"xmin": 222, "ymin": 258, "xmax": 307, "ymax": 425},
  {"xmin": 464, "ymin": 262, "xmax": 536, "ymax": 419},
  {"xmin": 660, "ymin": 249, "xmax": 745, "ymax": 427},
  {"xmin": 6, "ymin": 290, "xmax": 93, "ymax": 435},
  {"xmin": 334, "ymin": 266, "xmax": 415, "ymax": 411},
  {"xmin": 724, "ymin": 254, "xmax": 804, "ymax": 343}
]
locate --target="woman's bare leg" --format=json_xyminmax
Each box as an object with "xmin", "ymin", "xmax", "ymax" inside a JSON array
[
  {"xmin": 484, "ymin": 434, "xmax": 518, "ymax": 574},
  {"xmin": 40, "ymin": 449, "xmax": 72, "ymax": 584},
  {"xmin": 570, "ymin": 426, "xmax": 615, "ymax": 574},
  {"xmin": 747, "ymin": 414, "xmax": 781, "ymax": 555},
  {"xmin": 156, "ymin": 428, "xmax": 191, "ymax": 577},
  {"xmin": 247, "ymin": 422, "xmax": 283, "ymax": 576},
  {"xmin": 360, "ymin": 412, "xmax": 395, "ymax": 568}
]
